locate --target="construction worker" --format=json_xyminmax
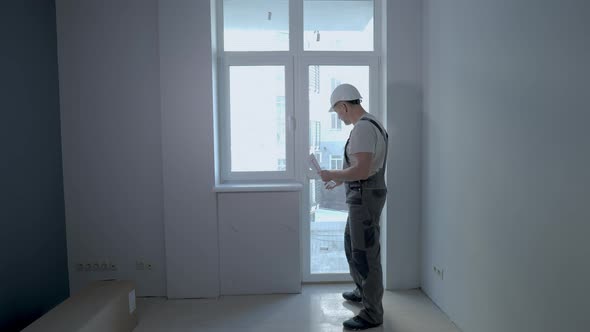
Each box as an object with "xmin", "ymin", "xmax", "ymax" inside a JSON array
[{"xmin": 319, "ymin": 83, "xmax": 388, "ymax": 330}]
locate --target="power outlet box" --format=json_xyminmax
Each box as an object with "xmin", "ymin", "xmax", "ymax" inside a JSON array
[
  {"xmin": 136, "ymin": 260, "xmax": 153, "ymax": 271},
  {"xmin": 433, "ymin": 265, "xmax": 444, "ymax": 280},
  {"xmin": 76, "ymin": 260, "xmax": 116, "ymax": 272}
]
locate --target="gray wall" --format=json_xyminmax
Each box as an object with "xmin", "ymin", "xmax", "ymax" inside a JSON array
[
  {"xmin": 56, "ymin": 0, "xmax": 167, "ymax": 296},
  {"xmin": 0, "ymin": 1, "xmax": 69, "ymax": 331},
  {"xmin": 385, "ymin": 0, "xmax": 423, "ymax": 290},
  {"xmin": 56, "ymin": 0, "xmax": 220, "ymax": 298},
  {"xmin": 422, "ymin": 1, "xmax": 590, "ymax": 331}
]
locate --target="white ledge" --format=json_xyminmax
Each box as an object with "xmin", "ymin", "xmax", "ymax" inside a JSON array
[{"xmin": 214, "ymin": 182, "xmax": 304, "ymax": 193}]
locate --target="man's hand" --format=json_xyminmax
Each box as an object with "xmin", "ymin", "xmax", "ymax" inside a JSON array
[
  {"xmin": 324, "ymin": 180, "xmax": 343, "ymax": 190},
  {"xmin": 319, "ymin": 170, "xmax": 333, "ymax": 182},
  {"xmin": 319, "ymin": 170, "xmax": 342, "ymax": 190}
]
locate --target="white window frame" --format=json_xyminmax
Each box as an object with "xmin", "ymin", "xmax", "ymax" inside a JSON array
[
  {"xmin": 294, "ymin": 1, "xmax": 383, "ymax": 283},
  {"xmin": 215, "ymin": 0, "xmax": 384, "ymax": 282},
  {"xmin": 329, "ymin": 155, "xmax": 344, "ymax": 170},
  {"xmin": 218, "ymin": 54, "xmax": 295, "ymax": 182},
  {"xmin": 299, "ymin": 58, "xmax": 380, "ymax": 283}
]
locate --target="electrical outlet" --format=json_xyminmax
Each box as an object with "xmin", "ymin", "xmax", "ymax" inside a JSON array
[
  {"xmin": 137, "ymin": 260, "xmax": 154, "ymax": 271},
  {"xmin": 84, "ymin": 263, "xmax": 92, "ymax": 272},
  {"xmin": 110, "ymin": 263, "xmax": 117, "ymax": 271},
  {"xmin": 136, "ymin": 261, "xmax": 145, "ymax": 270},
  {"xmin": 75, "ymin": 263, "xmax": 84, "ymax": 272},
  {"xmin": 433, "ymin": 265, "xmax": 444, "ymax": 280}
]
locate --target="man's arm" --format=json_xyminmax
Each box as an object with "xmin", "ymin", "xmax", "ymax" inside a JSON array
[{"xmin": 319, "ymin": 152, "xmax": 372, "ymax": 183}]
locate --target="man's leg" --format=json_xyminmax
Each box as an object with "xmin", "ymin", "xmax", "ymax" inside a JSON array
[
  {"xmin": 344, "ymin": 217, "xmax": 364, "ymax": 300},
  {"xmin": 357, "ymin": 227, "xmax": 383, "ymax": 324},
  {"xmin": 347, "ymin": 194, "xmax": 386, "ymax": 325}
]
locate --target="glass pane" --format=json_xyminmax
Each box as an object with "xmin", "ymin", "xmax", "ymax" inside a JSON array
[
  {"xmin": 229, "ymin": 66, "xmax": 286, "ymax": 172},
  {"xmin": 304, "ymin": 0, "xmax": 374, "ymax": 51},
  {"xmin": 308, "ymin": 65, "xmax": 370, "ymax": 274},
  {"xmin": 224, "ymin": 0, "xmax": 289, "ymax": 51}
]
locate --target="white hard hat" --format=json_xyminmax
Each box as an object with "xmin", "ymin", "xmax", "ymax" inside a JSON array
[{"xmin": 329, "ymin": 83, "xmax": 362, "ymax": 112}]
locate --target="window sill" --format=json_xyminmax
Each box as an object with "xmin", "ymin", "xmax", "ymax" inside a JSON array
[{"xmin": 214, "ymin": 182, "xmax": 303, "ymax": 193}]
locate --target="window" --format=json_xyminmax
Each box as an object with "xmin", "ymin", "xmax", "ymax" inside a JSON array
[
  {"xmin": 217, "ymin": 0, "xmax": 383, "ymax": 281},
  {"xmin": 216, "ymin": 0, "xmax": 381, "ymax": 183},
  {"xmin": 223, "ymin": 0, "xmax": 289, "ymax": 51},
  {"xmin": 227, "ymin": 66, "xmax": 287, "ymax": 173},
  {"xmin": 330, "ymin": 113, "xmax": 342, "ymax": 130},
  {"xmin": 304, "ymin": 1, "xmax": 374, "ymax": 51},
  {"xmin": 278, "ymin": 158, "xmax": 287, "ymax": 171},
  {"xmin": 330, "ymin": 78, "xmax": 341, "ymax": 91},
  {"xmin": 330, "ymin": 155, "xmax": 343, "ymax": 170},
  {"xmin": 314, "ymin": 151, "xmax": 322, "ymax": 163},
  {"xmin": 310, "ymin": 65, "xmax": 320, "ymax": 94},
  {"xmin": 276, "ymin": 95, "xmax": 286, "ymax": 150}
]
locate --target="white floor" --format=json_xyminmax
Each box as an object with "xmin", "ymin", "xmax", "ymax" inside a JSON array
[{"xmin": 134, "ymin": 284, "xmax": 461, "ymax": 332}]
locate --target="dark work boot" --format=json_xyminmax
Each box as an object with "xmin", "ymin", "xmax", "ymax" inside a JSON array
[
  {"xmin": 342, "ymin": 316, "xmax": 382, "ymax": 330},
  {"xmin": 342, "ymin": 290, "xmax": 362, "ymax": 303}
]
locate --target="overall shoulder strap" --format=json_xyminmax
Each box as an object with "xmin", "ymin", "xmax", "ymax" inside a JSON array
[
  {"xmin": 359, "ymin": 118, "xmax": 388, "ymax": 169},
  {"xmin": 360, "ymin": 118, "xmax": 388, "ymax": 140}
]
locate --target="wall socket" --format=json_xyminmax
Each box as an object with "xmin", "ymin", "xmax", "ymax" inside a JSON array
[
  {"xmin": 75, "ymin": 260, "xmax": 117, "ymax": 272},
  {"xmin": 136, "ymin": 261, "xmax": 153, "ymax": 271},
  {"xmin": 74, "ymin": 260, "xmax": 149, "ymax": 272},
  {"xmin": 433, "ymin": 265, "xmax": 444, "ymax": 280}
]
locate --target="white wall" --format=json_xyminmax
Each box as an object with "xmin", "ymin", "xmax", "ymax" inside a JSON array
[
  {"xmin": 158, "ymin": 0, "xmax": 220, "ymax": 299},
  {"xmin": 57, "ymin": 0, "xmax": 221, "ymax": 298},
  {"xmin": 56, "ymin": 0, "xmax": 424, "ymax": 298},
  {"xmin": 56, "ymin": 0, "xmax": 166, "ymax": 296},
  {"xmin": 218, "ymin": 192, "xmax": 301, "ymax": 295},
  {"xmin": 422, "ymin": 1, "xmax": 590, "ymax": 331},
  {"xmin": 384, "ymin": 0, "xmax": 423, "ymax": 290}
]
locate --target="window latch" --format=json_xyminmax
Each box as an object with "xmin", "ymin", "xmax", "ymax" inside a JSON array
[{"xmin": 289, "ymin": 115, "xmax": 297, "ymax": 131}]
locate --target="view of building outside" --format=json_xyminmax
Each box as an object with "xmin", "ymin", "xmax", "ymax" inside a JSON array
[{"xmin": 309, "ymin": 66, "xmax": 370, "ymax": 273}]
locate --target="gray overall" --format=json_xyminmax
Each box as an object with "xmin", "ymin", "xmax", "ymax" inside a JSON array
[{"xmin": 343, "ymin": 118, "xmax": 388, "ymax": 324}]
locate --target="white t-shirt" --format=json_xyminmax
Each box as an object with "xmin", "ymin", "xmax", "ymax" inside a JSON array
[{"xmin": 346, "ymin": 113, "xmax": 387, "ymax": 177}]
